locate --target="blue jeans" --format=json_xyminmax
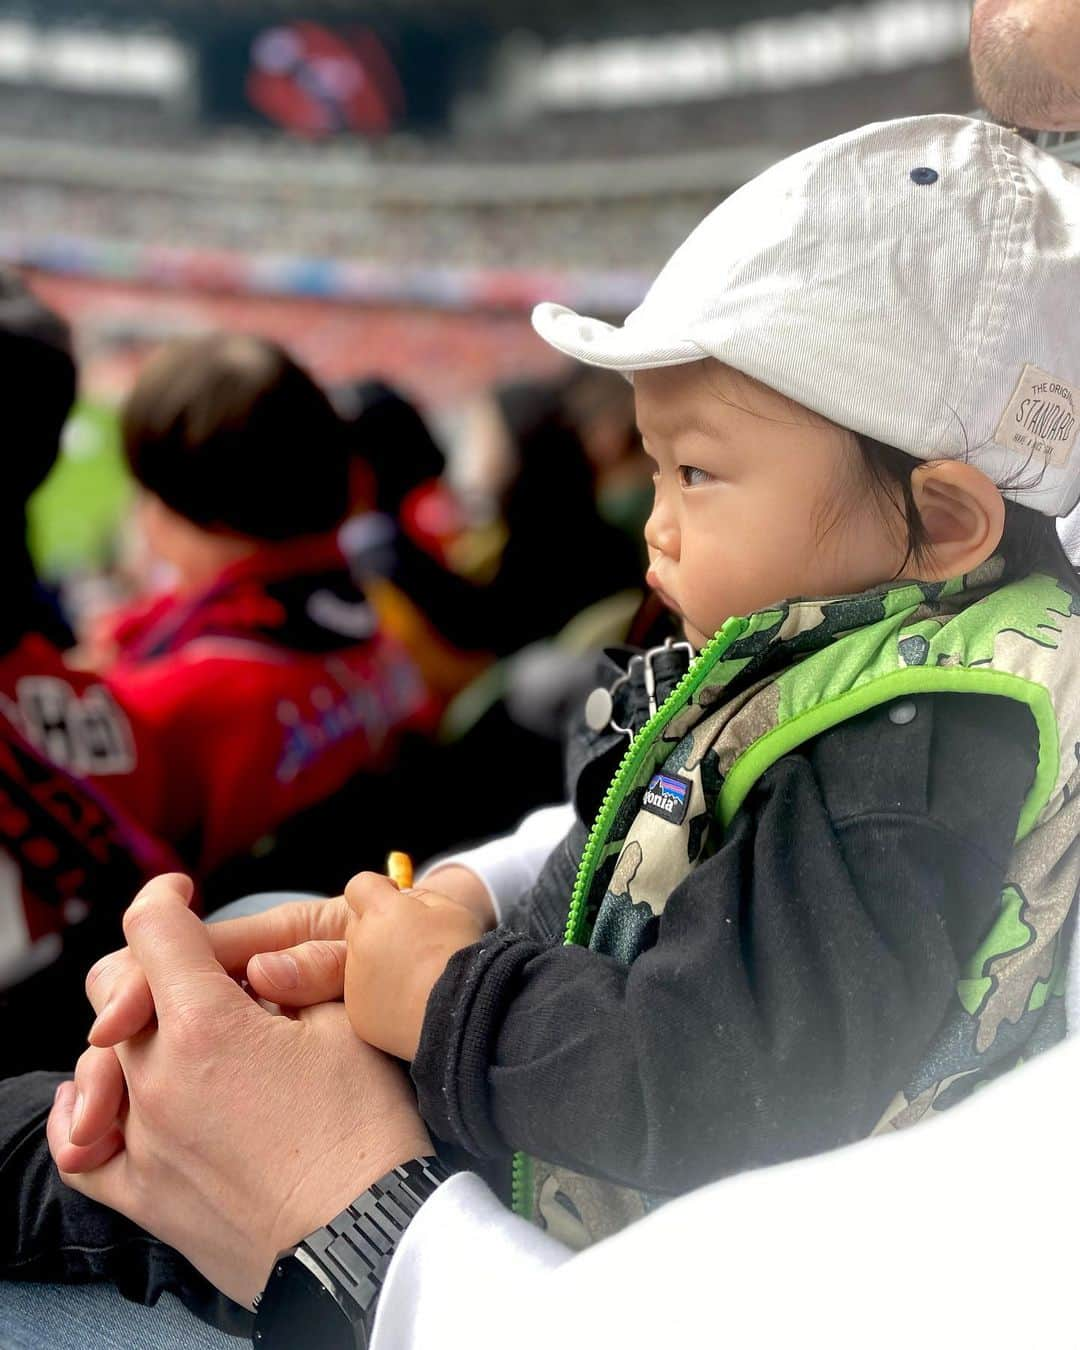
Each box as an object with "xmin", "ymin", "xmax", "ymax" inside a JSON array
[
  {"xmin": 0, "ymin": 1283, "xmax": 244, "ymax": 1348},
  {"xmin": 0, "ymin": 892, "xmax": 315, "ymax": 1350}
]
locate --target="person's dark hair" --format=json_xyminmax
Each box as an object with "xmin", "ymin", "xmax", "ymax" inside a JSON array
[
  {"xmin": 122, "ymin": 334, "xmax": 349, "ymax": 541},
  {"xmin": 857, "ymin": 436, "xmax": 1079, "ymax": 590},
  {"xmin": 337, "ymin": 380, "xmax": 445, "ymax": 516},
  {"xmin": 0, "ymin": 268, "xmax": 77, "ymax": 506}
]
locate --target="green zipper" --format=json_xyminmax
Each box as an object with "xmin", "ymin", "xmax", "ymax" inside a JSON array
[{"xmin": 509, "ymin": 614, "xmax": 750, "ymax": 1220}]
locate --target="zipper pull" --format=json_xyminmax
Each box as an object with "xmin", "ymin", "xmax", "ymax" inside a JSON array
[{"xmin": 643, "ymin": 654, "xmax": 658, "ymax": 719}]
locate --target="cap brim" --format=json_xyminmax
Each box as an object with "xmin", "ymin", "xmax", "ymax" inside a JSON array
[{"xmin": 531, "ymin": 302, "xmax": 703, "ymax": 373}]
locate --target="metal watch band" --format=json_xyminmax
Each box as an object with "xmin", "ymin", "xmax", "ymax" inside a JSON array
[
  {"xmin": 253, "ymin": 1156, "xmax": 453, "ymax": 1349},
  {"xmin": 302, "ymin": 1157, "xmax": 451, "ymax": 1317}
]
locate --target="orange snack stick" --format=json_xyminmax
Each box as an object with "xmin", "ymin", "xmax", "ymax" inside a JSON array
[{"xmin": 386, "ymin": 850, "xmax": 414, "ymax": 889}]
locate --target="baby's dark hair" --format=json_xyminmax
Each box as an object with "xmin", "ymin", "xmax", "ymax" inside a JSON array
[{"xmin": 856, "ymin": 436, "xmax": 1079, "ymax": 591}]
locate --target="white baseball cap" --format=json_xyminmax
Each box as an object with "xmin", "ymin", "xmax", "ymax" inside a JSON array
[{"xmin": 532, "ymin": 115, "xmax": 1080, "ymax": 517}]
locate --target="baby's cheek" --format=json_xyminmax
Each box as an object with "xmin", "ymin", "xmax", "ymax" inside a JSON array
[{"xmin": 688, "ymin": 561, "xmax": 741, "ymax": 630}]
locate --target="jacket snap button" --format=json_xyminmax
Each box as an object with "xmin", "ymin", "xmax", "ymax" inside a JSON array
[
  {"xmin": 889, "ymin": 701, "xmax": 917, "ymax": 726},
  {"xmin": 585, "ymin": 686, "xmax": 615, "ymax": 732}
]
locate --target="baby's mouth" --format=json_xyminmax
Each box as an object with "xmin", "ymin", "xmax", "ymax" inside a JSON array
[{"xmin": 646, "ymin": 570, "xmax": 680, "ymax": 615}]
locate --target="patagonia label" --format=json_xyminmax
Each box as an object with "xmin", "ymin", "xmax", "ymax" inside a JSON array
[
  {"xmin": 642, "ymin": 771, "xmax": 692, "ymax": 825},
  {"xmin": 993, "ymin": 363, "xmax": 1079, "ymax": 469}
]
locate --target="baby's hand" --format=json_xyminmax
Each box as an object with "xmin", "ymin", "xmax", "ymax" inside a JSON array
[{"xmin": 343, "ymin": 871, "xmax": 485, "ymax": 1061}]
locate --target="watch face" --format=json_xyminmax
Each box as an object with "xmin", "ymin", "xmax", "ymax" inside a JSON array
[{"xmin": 255, "ymin": 1256, "xmax": 359, "ymax": 1350}]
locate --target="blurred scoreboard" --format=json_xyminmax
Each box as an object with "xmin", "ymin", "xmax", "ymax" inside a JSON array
[{"xmin": 198, "ymin": 17, "xmax": 494, "ymax": 136}]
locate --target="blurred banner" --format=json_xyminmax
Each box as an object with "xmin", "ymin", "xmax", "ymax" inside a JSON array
[{"xmin": 196, "ymin": 17, "xmax": 494, "ymax": 136}]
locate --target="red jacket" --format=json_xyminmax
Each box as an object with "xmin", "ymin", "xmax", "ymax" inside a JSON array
[
  {"xmin": 0, "ymin": 630, "xmax": 165, "ymax": 825},
  {"xmin": 95, "ymin": 537, "xmax": 438, "ymax": 874},
  {"xmin": 0, "ymin": 635, "xmax": 177, "ymax": 981}
]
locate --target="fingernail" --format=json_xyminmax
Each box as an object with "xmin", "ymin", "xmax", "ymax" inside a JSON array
[
  {"xmin": 254, "ymin": 953, "xmax": 299, "ymax": 990},
  {"xmin": 69, "ymin": 1093, "xmax": 84, "ymax": 1142},
  {"xmin": 87, "ymin": 996, "xmax": 112, "ymax": 1045},
  {"xmin": 54, "ymin": 1081, "xmax": 75, "ymax": 1111}
]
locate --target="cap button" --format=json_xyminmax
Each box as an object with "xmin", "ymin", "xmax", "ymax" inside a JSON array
[{"xmin": 909, "ymin": 167, "xmax": 939, "ymax": 186}]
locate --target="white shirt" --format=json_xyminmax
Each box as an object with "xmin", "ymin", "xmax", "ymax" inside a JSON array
[
  {"xmin": 373, "ymin": 1034, "xmax": 1080, "ymax": 1349},
  {"xmin": 420, "ymin": 802, "xmax": 574, "ymax": 924}
]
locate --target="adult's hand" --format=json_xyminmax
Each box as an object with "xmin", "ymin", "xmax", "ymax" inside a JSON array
[
  {"xmin": 85, "ymin": 889, "xmax": 351, "ymax": 1049},
  {"xmin": 86, "ymin": 863, "xmax": 497, "ymax": 1050},
  {"xmin": 49, "ymin": 876, "xmax": 433, "ymax": 1309},
  {"xmin": 72, "ymin": 886, "xmax": 352, "ymax": 1159}
]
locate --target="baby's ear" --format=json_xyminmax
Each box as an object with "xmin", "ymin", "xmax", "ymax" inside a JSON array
[{"xmin": 903, "ymin": 460, "xmax": 1005, "ymax": 580}]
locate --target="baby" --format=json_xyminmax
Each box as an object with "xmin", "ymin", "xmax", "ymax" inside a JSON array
[{"xmin": 79, "ymin": 114, "xmax": 1080, "ymax": 1253}]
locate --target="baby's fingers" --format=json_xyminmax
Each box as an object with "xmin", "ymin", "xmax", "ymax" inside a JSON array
[{"xmin": 247, "ymin": 940, "xmax": 347, "ymax": 1007}]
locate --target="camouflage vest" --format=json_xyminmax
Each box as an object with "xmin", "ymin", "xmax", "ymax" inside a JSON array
[{"xmin": 516, "ymin": 561, "xmax": 1080, "ymax": 1249}]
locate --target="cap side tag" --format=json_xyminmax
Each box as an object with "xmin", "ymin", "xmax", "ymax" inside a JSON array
[
  {"xmin": 993, "ymin": 363, "xmax": 1079, "ymax": 469},
  {"xmin": 642, "ymin": 771, "xmax": 692, "ymax": 825}
]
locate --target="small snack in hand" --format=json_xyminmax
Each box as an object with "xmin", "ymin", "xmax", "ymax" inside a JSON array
[{"xmin": 386, "ymin": 851, "xmax": 414, "ymax": 890}]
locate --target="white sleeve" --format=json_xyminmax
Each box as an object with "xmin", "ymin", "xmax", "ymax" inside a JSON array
[
  {"xmin": 372, "ymin": 1036, "xmax": 1080, "ymax": 1350},
  {"xmin": 419, "ymin": 802, "xmax": 575, "ymax": 924},
  {"xmin": 370, "ymin": 1172, "xmax": 570, "ymax": 1350}
]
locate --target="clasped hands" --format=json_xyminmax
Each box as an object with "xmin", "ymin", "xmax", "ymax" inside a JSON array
[{"xmin": 45, "ymin": 866, "xmax": 489, "ymax": 1306}]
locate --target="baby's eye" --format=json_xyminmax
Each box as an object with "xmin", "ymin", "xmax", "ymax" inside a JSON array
[{"xmin": 678, "ymin": 464, "xmax": 713, "ymax": 488}]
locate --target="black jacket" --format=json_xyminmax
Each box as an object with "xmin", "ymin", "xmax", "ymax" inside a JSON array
[{"xmin": 413, "ymin": 666, "xmax": 1038, "ymax": 1197}]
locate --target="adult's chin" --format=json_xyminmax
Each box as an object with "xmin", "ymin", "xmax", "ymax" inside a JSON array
[{"xmin": 970, "ymin": 2, "xmax": 1080, "ymax": 131}]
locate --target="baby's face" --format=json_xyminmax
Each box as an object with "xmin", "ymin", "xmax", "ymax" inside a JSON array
[{"xmin": 635, "ymin": 361, "xmax": 908, "ymax": 648}]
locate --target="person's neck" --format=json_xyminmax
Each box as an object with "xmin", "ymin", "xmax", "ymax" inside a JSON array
[{"xmin": 171, "ymin": 534, "xmax": 259, "ymax": 594}]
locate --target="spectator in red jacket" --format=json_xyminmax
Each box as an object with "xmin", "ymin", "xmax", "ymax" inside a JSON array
[
  {"xmin": 0, "ymin": 268, "xmax": 180, "ymax": 1067},
  {"xmin": 0, "ymin": 263, "xmax": 170, "ymax": 864},
  {"xmin": 88, "ymin": 334, "xmax": 437, "ymax": 878}
]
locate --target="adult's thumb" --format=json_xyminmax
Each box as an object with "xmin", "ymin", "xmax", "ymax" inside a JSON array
[{"xmin": 247, "ymin": 940, "xmax": 346, "ymax": 1007}]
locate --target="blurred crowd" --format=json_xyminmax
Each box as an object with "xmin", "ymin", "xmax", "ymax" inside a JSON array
[
  {"xmin": 1, "ymin": 179, "xmax": 710, "ymax": 273},
  {"xmin": 0, "ymin": 266, "xmax": 654, "ymax": 1074},
  {"xmin": 0, "ymin": 50, "xmax": 970, "ymax": 275}
]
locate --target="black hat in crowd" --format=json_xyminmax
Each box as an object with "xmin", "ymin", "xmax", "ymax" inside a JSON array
[
  {"xmin": 0, "ymin": 267, "xmax": 77, "ymax": 506},
  {"xmin": 336, "ymin": 379, "xmax": 446, "ymax": 517}
]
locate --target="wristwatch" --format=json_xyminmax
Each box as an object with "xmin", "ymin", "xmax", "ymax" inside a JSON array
[{"xmin": 252, "ymin": 1156, "xmax": 453, "ymax": 1349}]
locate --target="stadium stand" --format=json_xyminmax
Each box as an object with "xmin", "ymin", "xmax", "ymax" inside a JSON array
[{"xmin": 0, "ymin": 3, "xmax": 975, "ymax": 288}]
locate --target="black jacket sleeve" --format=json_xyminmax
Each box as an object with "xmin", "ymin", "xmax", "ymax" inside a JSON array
[{"xmin": 411, "ymin": 692, "xmax": 1038, "ymax": 1195}]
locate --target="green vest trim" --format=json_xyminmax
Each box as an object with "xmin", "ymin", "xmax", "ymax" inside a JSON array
[{"xmin": 719, "ymin": 666, "xmax": 1058, "ymax": 842}]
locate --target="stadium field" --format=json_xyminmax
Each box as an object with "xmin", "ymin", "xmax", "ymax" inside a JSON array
[{"xmin": 27, "ymin": 400, "xmax": 133, "ymax": 579}]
